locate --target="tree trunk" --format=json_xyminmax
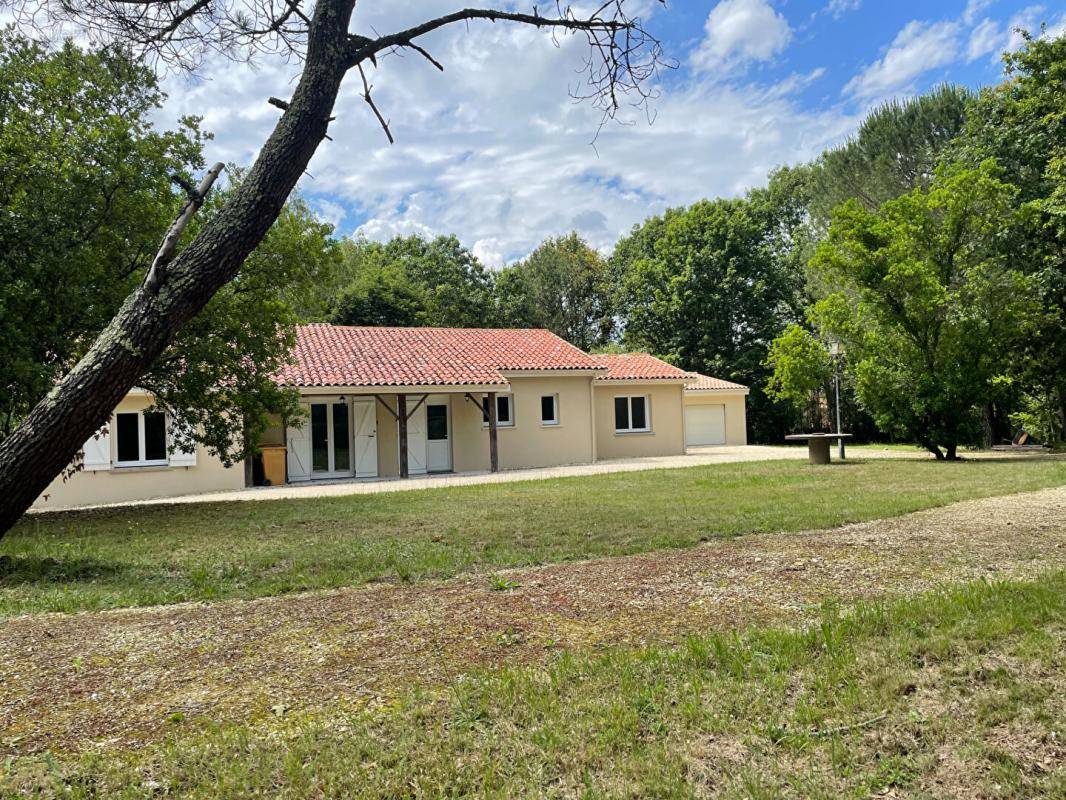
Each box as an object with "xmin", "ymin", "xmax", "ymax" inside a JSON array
[{"xmin": 0, "ymin": 0, "xmax": 356, "ymax": 536}]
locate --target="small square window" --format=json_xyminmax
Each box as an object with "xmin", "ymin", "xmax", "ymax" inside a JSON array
[
  {"xmin": 482, "ymin": 395, "xmax": 514, "ymax": 427},
  {"xmin": 614, "ymin": 396, "xmax": 650, "ymax": 433},
  {"xmin": 540, "ymin": 395, "xmax": 559, "ymax": 425},
  {"xmin": 115, "ymin": 409, "xmax": 171, "ymax": 464}
]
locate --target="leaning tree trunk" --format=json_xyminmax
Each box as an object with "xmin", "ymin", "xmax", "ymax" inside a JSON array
[{"xmin": 0, "ymin": 0, "xmax": 356, "ymax": 536}]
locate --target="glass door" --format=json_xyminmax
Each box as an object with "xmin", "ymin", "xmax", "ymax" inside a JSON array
[{"xmin": 310, "ymin": 400, "xmax": 353, "ymax": 478}]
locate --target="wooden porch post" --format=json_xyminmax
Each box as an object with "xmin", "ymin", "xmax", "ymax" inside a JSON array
[
  {"xmin": 397, "ymin": 393, "xmax": 409, "ymax": 479},
  {"xmin": 487, "ymin": 391, "xmax": 499, "ymax": 473}
]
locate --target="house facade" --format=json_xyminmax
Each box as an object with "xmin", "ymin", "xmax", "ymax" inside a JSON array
[{"xmin": 33, "ymin": 325, "xmax": 748, "ymax": 510}]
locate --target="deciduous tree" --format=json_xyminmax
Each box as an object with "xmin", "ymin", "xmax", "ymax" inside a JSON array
[
  {"xmin": 496, "ymin": 232, "xmax": 613, "ymax": 349},
  {"xmin": 808, "ymin": 163, "xmax": 1035, "ymax": 459}
]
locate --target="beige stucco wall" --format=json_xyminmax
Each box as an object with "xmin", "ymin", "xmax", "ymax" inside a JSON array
[
  {"xmin": 683, "ymin": 391, "xmax": 749, "ymax": 446},
  {"xmin": 593, "ymin": 382, "xmax": 686, "ymax": 460},
  {"xmin": 33, "ymin": 393, "xmax": 244, "ymax": 511},
  {"xmin": 451, "ymin": 376, "xmax": 596, "ymax": 472}
]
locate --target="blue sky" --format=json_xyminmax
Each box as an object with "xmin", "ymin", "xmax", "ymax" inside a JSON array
[{"xmin": 158, "ymin": 0, "xmax": 1064, "ymax": 266}]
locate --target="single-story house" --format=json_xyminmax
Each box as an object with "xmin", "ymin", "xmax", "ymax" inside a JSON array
[{"xmin": 34, "ymin": 325, "xmax": 748, "ymax": 510}]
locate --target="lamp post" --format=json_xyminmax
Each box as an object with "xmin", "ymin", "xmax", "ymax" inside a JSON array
[{"xmin": 829, "ymin": 340, "xmax": 845, "ymax": 460}]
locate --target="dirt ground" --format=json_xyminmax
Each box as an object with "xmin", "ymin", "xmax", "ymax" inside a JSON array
[{"xmin": 2, "ymin": 484, "xmax": 1064, "ymax": 755}]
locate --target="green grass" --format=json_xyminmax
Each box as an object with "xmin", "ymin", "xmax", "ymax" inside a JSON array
[
  {"xmin": 2, "ymin": 457, "xmax": 1065, "ymax": 617},
  {"xmin": 7, "ymin": 572, "xmax": 1064, "ymax": 798}
]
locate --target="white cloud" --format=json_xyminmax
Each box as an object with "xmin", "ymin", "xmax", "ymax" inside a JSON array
[
  {"xmin": 962, "ymin": 0, "xmax": 995, "ymax": 26},
  {"xmin": 151, "ymin": 3, "xmax": 853, "ymax": 268},
  {"xmin": 843, "ymin": 20, "xmax": 960, "ymax": 99},
  {"xmin": 824, "ymin": 0, "xmax": 860, "ymax": 19},
  {"xmin": 967, "ymin": 18, "xmax": 1002, "ymax": 61},
  {"xmin": 690, "ymin": 0, "xmax": 792, "ymax": 73}
]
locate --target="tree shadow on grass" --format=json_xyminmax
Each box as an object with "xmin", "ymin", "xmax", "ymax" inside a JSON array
[{"xmin": 0, "ymin": 554, "xmax": 130, "ymax": 586}]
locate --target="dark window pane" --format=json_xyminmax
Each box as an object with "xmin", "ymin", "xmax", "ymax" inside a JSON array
[
  {"xmin": 427, "ymin": 405, "xmax": 448, "ymax": 440},
  {"xmin": 614, "ymin": 397, "xmax": 629, "ymax": 431},
  {"xmin": 311, "ymin": 404, "xmax": 328, "ymax": 472},
  {"xmin": 332, "ymin": 403, "xmax": 350, "ymax": 471},
  {"xmin": 116, "ymin": 413, "xmax": 139, "ymax": 462},
  {"xmin": 541, "ymin": 395, "xmax": 556, "ymax": 423},
  {"xmin": 497, "ymin": 396, "xmax": 511, "ymax": 424},
  {"xmin": 144, "ymin": 412, "xmax": 167, "ymax": 461},
  {"xmin": 482, "ymin": 398, "xmax": 490, "ymax": 424},
  {"xmin": 631, "ymin": 396, "xmax": 647, "ymax": 430}
]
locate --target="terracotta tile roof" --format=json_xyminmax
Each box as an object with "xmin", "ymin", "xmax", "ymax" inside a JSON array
[
  {"xmin": 684, "ymin": 372, "xmax": 749, "ymax": 392},
  {"xmin": 277, "ymin": 324, "xmax": 606, "ymax": 387},
  {"xmin": 590, "ymin": 353, "xmax": 691, "ymax": 381}
]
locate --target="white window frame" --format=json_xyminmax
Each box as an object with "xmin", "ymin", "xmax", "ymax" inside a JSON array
[
  {"xmin": 482, "ymin": 394, "xmax": 515, "ymax": 428},
  {"xmin": 614, "ymin": 395, "xmax": 651, "ymax": 434},
  {"xmin": 114, "ymin": 410, "xmax": 170, "ymax": 467},
  {"xmin": 540, "ymin": 394, "xmax": 560, "ymax": 426}
]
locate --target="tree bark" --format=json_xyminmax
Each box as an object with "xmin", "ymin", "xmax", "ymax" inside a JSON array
[{"xmin": 0, "ymin": 0, "xmax": 356, "ymax": 535}]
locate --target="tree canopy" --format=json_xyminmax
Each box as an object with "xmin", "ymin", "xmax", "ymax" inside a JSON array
[
  {"xmin": 0, "ymin": 35, "xmax": 338, "ymax": 465},
  {"xmin": 329, "ymin": 235, "xmax": 497, "ymax": 328},
  {"xmin": 496, "ymin": 232, "xmax": 614, "ymax": 349},
  {"xmin": 0, "ymin": 32, "xmax": 204, "ymax": 435},
  {"xmin": 806, "ymin": 163, "xmax": 1034, "ymax": 459}
]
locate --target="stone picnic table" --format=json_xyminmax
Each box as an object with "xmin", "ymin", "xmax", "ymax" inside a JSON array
[{"xmin": 784, "ymin": 433, "xmax": 853, "ymax": 464}]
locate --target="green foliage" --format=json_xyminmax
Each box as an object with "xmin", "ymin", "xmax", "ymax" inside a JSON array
[
  {"xmin": 765, "ymin": 324, "xmax": 833, "ymax": 427},
  {"xmin": 611, "ymin": 170, "xmax": 810, "ymax": 442},
  {"xmin": 811, "ymin": 84, "xmax": 972, "ymax": 222},
  {"xmin": 0, "ymin": 32, "xmax": 205, "ymax": 435},
  {"xmin": 954, "ymin": 31, "xmax": 1066, "ymax": 444},
  {"xmin": 0, "ymin": 34, "xmax": 339, "ymax": 464},
  {"xmin": 495, "ymin": 232, "xmax": 613, "ymax": 349},
  {"xmin": 810, "ymin": 162, "xmax": 1036, "ymax": 458},
  {"xmin": 328, "ymin": 234, "xmax": 497, "ymax": 328}
]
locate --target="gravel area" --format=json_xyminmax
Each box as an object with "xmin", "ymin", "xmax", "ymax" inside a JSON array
[{"xmin": 2, "ymin": 482, "xmax": 1064, "ymax": 755}]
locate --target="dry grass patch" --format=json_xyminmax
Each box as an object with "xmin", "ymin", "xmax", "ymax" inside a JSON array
[
  {"xmin": 1, "ymin": 485, "xmax": 1064, "ymax": 758},
  {"xmin": 4, "ymin": 573, "xmax": 1063, "ymax": 798}
]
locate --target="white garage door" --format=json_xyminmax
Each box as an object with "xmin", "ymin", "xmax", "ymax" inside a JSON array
[{"xmin": 685, "ymin": 404, "xmax": 726, "ymax": 446}]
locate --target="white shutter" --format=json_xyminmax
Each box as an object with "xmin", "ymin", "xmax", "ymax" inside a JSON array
[
  {"xmin": 168, "ymin": 415, "xmax": 198, "ymax": 467},
  {"xmin": 353, "ymin": 400, "xmax": 378, "ymax": 478},
  {"xmin": 286, "ymin": 403, "xmax": 312, "ymax": 481},
  {"xmin": 82, "ymin": 427, "xmax": 111, "ymax": 471},
  {"xmin": 405, "ymin": 399, "xmax": 428, "ymax": 475}
]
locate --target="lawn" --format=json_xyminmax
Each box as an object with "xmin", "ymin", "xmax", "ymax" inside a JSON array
[
  {"xmin": 6, "ymin": 572, "xmax": 1063, "ymax": 798},
  {"xmin": 3, "ymin": 456, "xmax": 1066, "ymax": 616}
]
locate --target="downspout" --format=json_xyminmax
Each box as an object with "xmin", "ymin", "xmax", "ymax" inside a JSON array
[{"xmin": 589, "ymin": 377, "xmax": 597, "ymax": 463}]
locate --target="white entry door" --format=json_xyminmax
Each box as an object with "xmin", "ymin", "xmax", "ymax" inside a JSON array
[
  {"xmin": 685, "ymin": 404, "xmax": 726, "ymax": 446},
  {"xmin": 426, "ymin": 396, "xmax": 452, "ymax": 473},
  {"xmin": 404, "ymin": 397, "xmax": 428, "ymax": 475}
]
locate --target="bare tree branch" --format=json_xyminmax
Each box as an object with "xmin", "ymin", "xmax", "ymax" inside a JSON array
[
  {"xmin": 144, "ymin": 161, "xmax": 224, "ymax": 291},
  {"xmin": 357, "ymin": 63, "xmax": 393, "ymax": 145}
]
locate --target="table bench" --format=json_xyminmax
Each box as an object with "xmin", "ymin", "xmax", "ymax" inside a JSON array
[{"xmin": 784, "ymin": 433, "xmax": 854, "ymax": 464}]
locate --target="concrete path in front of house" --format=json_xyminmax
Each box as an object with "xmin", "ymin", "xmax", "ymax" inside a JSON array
[{"xmin": 33, "ymin": 445, "xmax": 941, "ymax": 512}]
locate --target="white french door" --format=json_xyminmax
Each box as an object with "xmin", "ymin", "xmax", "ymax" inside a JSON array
[{"xmin": 310, "ymin": 400, "xmax": 354, "ymax": 479}]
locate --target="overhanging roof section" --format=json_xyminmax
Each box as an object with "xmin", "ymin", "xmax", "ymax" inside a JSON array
[{"xmin": 276, "ymin": 324, "xmax": 607, "ymax": 389}]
